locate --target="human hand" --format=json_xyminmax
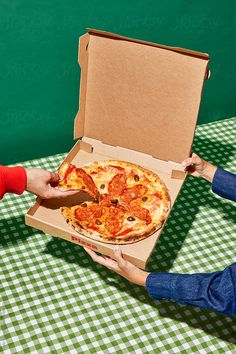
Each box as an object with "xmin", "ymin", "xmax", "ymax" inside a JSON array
[
  {"xmin": 84, "ymin": 245, "xmax": 150, "ymax": 287},
  {"xmin": 181, "ymin": 153, "xmax": 217, "ymax": 183},
  {"xmin": 26, "ymin": 168, "xmax": 79, "ymax": 199}
]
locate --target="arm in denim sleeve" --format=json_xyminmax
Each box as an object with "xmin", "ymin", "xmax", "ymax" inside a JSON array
[
  {"xmin": 212, "ymin": 168, "xmax": 236, "ymax": 202},
  {"xmin": 146, "ymin": 263, "xmax": 236, "ymax": 315}
]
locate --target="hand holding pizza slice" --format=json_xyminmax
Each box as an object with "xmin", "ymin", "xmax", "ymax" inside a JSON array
[{"xmin": 58, "ymin": 162, "xmax": 99, "ymax": 199}]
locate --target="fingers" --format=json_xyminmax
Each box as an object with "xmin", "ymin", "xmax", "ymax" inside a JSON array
[
  {"xmin": 84, "ymin": 245, "xmax": 126, "ymax": 270},
  {"xmin": 190, "ymin": 153, "xmax": 202, "ymax": 165},
  {"xmin": 43, "ymin": 188, "xmax": 80, "ymax": 199},
  {"xmin": 50, "ymin": 172, "xmax": 60, "ymax": 182},
  {"xmin": 113, "ymin": 245, "xmax": 126, "ymax": 269},
  {"xmin": 84, "ymin": 247, "xmax": 106, "ymax": 264},
  {"xmin": 48, "ymin": 172, "xmax": 60, "ymax": 186},
  {"xmin": 181, "ymin": 158, "xmax": 191, "ymax": 168},
  {"xmin": 57, "ymin": 190, "xmax": 81, "ymax": 197},
  {"xmin": 181, "ymin": 153, "xmax": 201, "ymax": 167},
  {"xmin": 84, "ymin": 247, "xmax": 96, "ymax": 259},
  {"xmin": 84, "ymin": 247, "xmax": 119, "ymax": 270}
]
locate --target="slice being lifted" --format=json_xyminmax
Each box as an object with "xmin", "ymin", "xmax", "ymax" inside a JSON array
[
  {"xmin": 58, "ymin": 162, "xmax": 99, "ymax": 198},
  {"xmin": 59, "ymin": 160, "xmax": 170, "ymax": 244}
]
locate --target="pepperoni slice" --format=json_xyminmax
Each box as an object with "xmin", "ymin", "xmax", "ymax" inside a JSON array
[
  {"xmin": 74, "ymin": 204, "xmax": 105, "ymax": 234},
  {"xmin": 87, "ymin": 225, "xmax": 100, "ymax": 232},
  {"xmin": 93, "ymin": 205, "xmax": 104, "ymax": 218},
  {"xmin": 116, "ymin": 228, "xmax": 133, "ymax": 236},
  {"xmin": 121, "ymin": 184, "xmax": 148, "ymax": 204},
  {"xmin": 153, "ymin": 192, "xmax": 163, "ymax": 199},
  {"xmin": 104, "ymin": 206, "xmax": 125, "ymax": 235},
  {"xmin": 129, "ymin": 205, "xmax": 152, "ymax": 225},
  {"xmin": 74, "ymin": 204, "xmax": 103, "ymax": 222},
  {"xmin": 74, "ymin": 205, "xmax": 94, "ymax": 222},
  {"xmin": 76, "ymin": 168, "xmax": 98, "ymax": 196},
  {"xmin": 64, "ymin": 164, "xmax": 76, "ymax": 182},
  {"xmin": 108, "ymin": 173, "xmax": 127, "ymax": 196},
  {"xmin": 110, "ymin": 165, "xmax": 125, "ymax": 171},
  {"xmin": 99, "ymin": 194, "xmax": 114, "ymax": 206}
]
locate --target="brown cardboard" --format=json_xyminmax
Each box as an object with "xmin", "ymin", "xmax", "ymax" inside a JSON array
[
  {"xmin": 26, "ymin": 29, "xmax": 209, "ymax": 269},
  {"xmin": 74, "ymin": 29, "xmax": 209, "ymax": 163}
]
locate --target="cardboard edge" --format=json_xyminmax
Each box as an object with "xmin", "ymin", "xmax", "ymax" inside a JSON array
[
  {"xmin": 59, "ymin": 140, "xmax": 83, "ymax": 166},
  {"xmin": 74, "ymin": 33, "xmax": 89, "ymax": 139},
  {"xmin": 25, "ymin": 197, "xmax": 41, "ymax": 224},
  {"xmin": 86, "ymin": 28, "xmax": 210, "ymax": 60},
  {"xmin": 144, "ymin": 173, "xmax": 187, "ymax": 268},
  {"xmin": 187, "ymin": 58, "xmax": 210, "ymax": 159},
  {"xmin": 82, "ymin": 137, "xmax": 186, "ymax": 177}
]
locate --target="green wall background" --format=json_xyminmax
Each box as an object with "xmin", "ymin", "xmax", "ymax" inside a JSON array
[{"xmin": 1, "ymin": 1, "xmax": 236, "ymax": 164}]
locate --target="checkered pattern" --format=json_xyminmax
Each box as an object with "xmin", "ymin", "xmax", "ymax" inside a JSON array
[{"xmin": 1, "ymin": 118, "xmax": 236, "ymax": 354}]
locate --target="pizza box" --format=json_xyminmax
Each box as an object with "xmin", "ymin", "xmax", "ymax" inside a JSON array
[{"xmin": 25, "ymin": 29, "xmax": 210, "ymax": 269}]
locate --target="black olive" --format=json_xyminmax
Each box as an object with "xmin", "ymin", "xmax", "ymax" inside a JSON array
[
  {"xmin": 111, "ymin": 199, "xmax": 118, "ymax": 204},
  {"xmin": 76, "ymin": 222, "xmax": 84, "ymax": 229},
  {"xmin": 66, "ymin": 219, "xmax": 69, "ymax": 223},
  {"xmin": 100, "ymin": 184, "xmax": 105, "ymax": 189},
  {"xmin": 81, "ymin": 203, "xmax": 87, "ymax": 207},
  {"xmin": 142, "ymin": 196, "xmax": 148, "ymax": 202},
  {"xmin": 95, "ymin": 220, "xmax": 102, "ymax": 225},
  {"xmin": 127, "ymin": 216, "xmax": 135, "ymax": 221},
  {"xmin": 134, "ymin": 174, "xmax": 140, "ymax": 182}
]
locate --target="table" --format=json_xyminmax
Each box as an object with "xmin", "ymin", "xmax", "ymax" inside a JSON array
[{"xmin": 1, "ymin": 118, "xmax": 236, "ymax": 354}]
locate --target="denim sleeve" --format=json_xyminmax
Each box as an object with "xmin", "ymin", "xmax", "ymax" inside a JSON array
[
  {"xmin": 212, "ymin": 168, "xmax": 236, "ymax": 202},
  {"xmin": 146, "ymin": 263, "xmax": 236, "ymax": 315}
]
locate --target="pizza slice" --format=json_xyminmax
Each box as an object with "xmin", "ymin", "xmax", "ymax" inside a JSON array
[{"xmin": 58, "ymin": 162, "xmax": 99, "ymax": 199}]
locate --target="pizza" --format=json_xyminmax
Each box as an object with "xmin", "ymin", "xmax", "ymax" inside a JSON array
[
  {"xmin": 58, "ymin": 160, "xmax": 170, "ymax": 244},
  {"xmin": 58, "ymin": 162, "xmax": 99, "ymax": 198}
]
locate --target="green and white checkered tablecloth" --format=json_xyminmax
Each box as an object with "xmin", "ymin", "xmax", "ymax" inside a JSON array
[{"xmin": 1, "ymin": 118, "xmax": 236, "ymax": 354}]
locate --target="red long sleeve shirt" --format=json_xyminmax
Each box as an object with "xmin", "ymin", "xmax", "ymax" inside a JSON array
[{"xmin": 0, "ymin": 166, "xmax": 27, "ymax": 199}]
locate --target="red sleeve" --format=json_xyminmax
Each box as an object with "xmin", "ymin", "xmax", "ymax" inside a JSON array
[{"xmin": 0, "ymin": 165, "xmax": 27, "ymax": 200}]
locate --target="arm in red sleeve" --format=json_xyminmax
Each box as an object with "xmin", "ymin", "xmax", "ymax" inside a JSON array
[{"xmin": 0, "ymin": 165, "xmax": 27, "ymax": 200}]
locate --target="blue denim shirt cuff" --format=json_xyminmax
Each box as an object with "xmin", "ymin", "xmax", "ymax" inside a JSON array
[
  {"xmin": 212, "ymin": 168, "xmax": 236, "ymax": 202},
  {"xmin": 146, "ymin": 272, "xmax": 173, "ymax": 300},
  {"xmin": 146, "ymin": 272, "xmax": 204, "ymax": 301}
]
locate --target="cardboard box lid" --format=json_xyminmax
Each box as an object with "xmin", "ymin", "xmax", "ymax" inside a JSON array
[{"xmin": 74, "ymin": 29, "xmax": 209, "ymax": 163}]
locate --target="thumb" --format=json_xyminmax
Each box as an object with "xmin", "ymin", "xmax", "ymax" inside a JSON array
[
  {"xmin": 49, "ymin": 172, "xmax": 60, "ymax": 184},
  {"xmin": 181, "ymin": 157, "xmax": 193, "ymax": 168},
  {"xmin": 181, "ymin": 153, "xmax": 201, "ymax": 168},
  {"xmin": 113, "ymin": 245, "xmax": 126, "ymax": 268}
]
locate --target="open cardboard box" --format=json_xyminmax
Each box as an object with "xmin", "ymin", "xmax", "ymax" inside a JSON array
[{"xmin": 25, "ymin": 29, "xmax": 209, "ymax": 269}]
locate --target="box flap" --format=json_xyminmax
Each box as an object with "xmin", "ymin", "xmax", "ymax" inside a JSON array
[{"xmin": 74, "ymin": 29, "xmax": 209, "ymax": 163}]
